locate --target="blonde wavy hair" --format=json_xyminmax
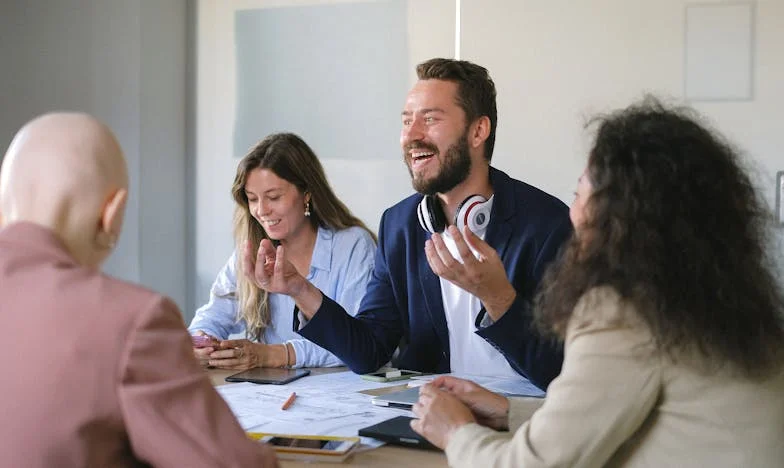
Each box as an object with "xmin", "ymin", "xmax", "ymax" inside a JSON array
[{"xmin": 231, "ymin": 133, "xmax": 376, "ymax": 340}]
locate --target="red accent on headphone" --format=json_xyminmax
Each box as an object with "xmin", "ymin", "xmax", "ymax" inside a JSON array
[{"xmin": 462, "ymin": 201, "xmax": 484, "ymax": 229}]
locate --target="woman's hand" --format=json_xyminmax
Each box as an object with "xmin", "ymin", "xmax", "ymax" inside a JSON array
[
  {"xmin": 206, "ymin": 339, "xmax": 265, "ymax": 370},
  {"xmin": 192, "ymin": 331, "xmax": 219, "ymax": 367},
  {"xmin": 411, "ymin": 383, "xmax": 477, "ymax": 450},
  {"xmin": 241, "ymin": 239, "xmax": 325, "ymax": 319},
  {"xmin": 242, "ymin": 239, "xmax": 307, "ymax": 297},
  {"xmin": 429, "ymin": 376, "xmax": 511, "ymax": 430}
]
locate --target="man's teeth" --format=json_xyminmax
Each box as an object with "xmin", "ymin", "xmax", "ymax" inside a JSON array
[{"xmin": 411, "ymin": 151, "xmax": 435, "ymax": 159}]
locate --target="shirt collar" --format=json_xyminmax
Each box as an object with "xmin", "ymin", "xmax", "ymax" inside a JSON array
[{"xmin": 309, "ymin": 226, "xmax": 333, "ymax": 273}]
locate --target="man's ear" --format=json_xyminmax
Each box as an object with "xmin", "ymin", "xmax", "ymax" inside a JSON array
[
  {"xmin": 100, "ymin": 188, "xmax": 128, "ymax": 241},
  {"xmin": 469, "ymin": 116, "xmax": 491, "ymax": 150}
]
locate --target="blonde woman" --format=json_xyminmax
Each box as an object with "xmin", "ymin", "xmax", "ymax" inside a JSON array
[{"xmin": 189, "ymin": 133, "xmax": 376, "ymax": 369}]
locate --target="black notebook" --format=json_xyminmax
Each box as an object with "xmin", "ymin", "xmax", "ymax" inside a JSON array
[{"xmin": 358, "ymin": 416, "xmax": 440, "ymax": 451}]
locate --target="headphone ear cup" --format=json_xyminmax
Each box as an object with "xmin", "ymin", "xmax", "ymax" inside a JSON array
[
  {"xmin": 417, "ymin": 196, "xmax": 435, "ymax": 233},
  {"xmin": 455, "ymin": 194, "xmax": 490, "ymax": 234},
  {"xmin": 417, "ymin": 195, "xmax": 447, "ymax": 233},
  {"xmin": 427, "ymin": 195, "xmax": 447, "ymax": 233}
]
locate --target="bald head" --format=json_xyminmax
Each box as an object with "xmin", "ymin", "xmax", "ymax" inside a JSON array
[{"xmin": 0, "ymin": 112, "xmax": 129, "ymax": 268}]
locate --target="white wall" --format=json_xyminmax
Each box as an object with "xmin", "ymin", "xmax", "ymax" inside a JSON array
[
  {"xmin": 0, "ymin": 0, "xmax": 189, "ymax": 310},
  {"xmin": 462, "ymin": 0, "xmax": 784, "ymax": 275}
]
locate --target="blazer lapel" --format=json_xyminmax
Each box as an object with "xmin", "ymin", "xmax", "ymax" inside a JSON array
[
  {"xmin": 486, "ymin": 167, "xmax": 514, "ymax": 261},
  {"xmin": 417, "ymin": 231, "xmax": 450, "ymax": 351},
  {"xmin": 486, "ymin": 215, "xmax": 512, "ymax": 262}
]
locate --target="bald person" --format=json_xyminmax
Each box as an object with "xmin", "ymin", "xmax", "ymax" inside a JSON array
[{"xmin": 0, "ymin": 113, "xmax": 278, "ymax": 467}]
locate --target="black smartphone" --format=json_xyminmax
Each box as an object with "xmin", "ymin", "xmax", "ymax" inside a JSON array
[{"xmin": 225, "ymin": 367, "xmax": 311, "ymax": 385}]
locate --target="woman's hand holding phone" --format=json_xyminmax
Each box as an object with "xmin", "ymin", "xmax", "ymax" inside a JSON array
[
  {"xmin": 191, "ymin": 331, "xmax": 219, "ymax": 366},
  {"xmin": 207, "ymin": 339, "xmax": 263, "ymax": 370},
  {"xmin": 192, "ymin": 334, "xmax": 218, "ymax": 348},
  {"xmin": 191, "ymin": 332, "xmax": 291, "ymax": 370}
]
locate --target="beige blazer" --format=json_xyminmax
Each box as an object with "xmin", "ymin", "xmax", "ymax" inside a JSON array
[
  {"xmin": 447, "ymin": 287, "xmax": 784, "ymax": 467},
  {"xmin": 0, "ymin": 223, "xmax": 274, "ymax": 467}
]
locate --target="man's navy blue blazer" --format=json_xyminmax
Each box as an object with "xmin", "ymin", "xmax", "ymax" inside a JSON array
[{"xmin": 299, "ymin": 167, "xmax": 572, "ymax": 390}]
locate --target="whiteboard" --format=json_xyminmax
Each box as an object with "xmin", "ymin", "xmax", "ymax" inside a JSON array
[{"xmin": 684, "ymin": 2, "xmax": 754, "ymax": 101}]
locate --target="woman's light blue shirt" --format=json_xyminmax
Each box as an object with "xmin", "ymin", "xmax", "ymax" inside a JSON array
[{"xmin": 188, "ymin": 226, "xmax": 375, "ymax": 367}]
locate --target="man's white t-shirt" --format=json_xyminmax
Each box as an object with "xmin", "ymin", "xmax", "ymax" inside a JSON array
[{"xmin": 438, "ymin": 198, "xmax": 520, "ymax": 378}]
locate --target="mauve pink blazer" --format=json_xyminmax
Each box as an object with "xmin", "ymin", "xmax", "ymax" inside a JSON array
[{"xmin": 0, "ymin": 222, "xmax": 275, "ymax": 467}]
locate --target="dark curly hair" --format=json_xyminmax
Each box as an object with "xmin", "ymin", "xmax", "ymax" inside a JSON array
[
  {"xmin": 536, "ymin": 98, "xmax": 784, "ymax": 379},
  {"xmin": 416, "ymin": 58, "xmax": 498, "ymax": 162}
]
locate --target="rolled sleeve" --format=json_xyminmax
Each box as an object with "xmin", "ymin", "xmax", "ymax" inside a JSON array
[
  {"xmin": 187, "ymin": 253, "xmax": 243, "ymax": 339},
  {"xmin": 507, "ymin": 397, "xmax": 545, "ymax": 432},
  {"xmin": 288, "ymin": 338, "xmax": 344, "ymax": 368}
]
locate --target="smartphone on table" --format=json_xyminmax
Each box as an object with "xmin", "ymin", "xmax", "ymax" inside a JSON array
[
  {"xmin": 360, "ymin": 369, "xmax": 423, "ymax": 382},
  {"xmin": 247, "ymin": 433, "xmax": 360, "ymax": 462}
]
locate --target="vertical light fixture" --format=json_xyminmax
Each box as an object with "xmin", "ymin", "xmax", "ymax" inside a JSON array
[
  {"xmin": 455, "ymin": 0, "xmax": 461, "ymax": 59},
  {"xmin": 777, "ymin": 171, "xmax": 784, "ymax": 225}
]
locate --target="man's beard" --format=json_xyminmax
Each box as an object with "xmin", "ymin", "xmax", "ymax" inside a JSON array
[{"xmin": 405, "ymin": 132, "xmax": 472, "ymax": 196}]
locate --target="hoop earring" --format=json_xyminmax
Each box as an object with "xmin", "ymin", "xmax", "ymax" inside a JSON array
[{"xmin": 304, "ymin": 201, "xmax": 311, "ymax": 217}]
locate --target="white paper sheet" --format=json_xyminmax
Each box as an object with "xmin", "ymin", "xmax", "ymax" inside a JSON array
[
  {"xmin": 408, "ymin": 373, "xmax": 546, "ymax": 398},
  {"xmin": 216, "ymin": 371, "xmax": 412, "ymax": 447}
]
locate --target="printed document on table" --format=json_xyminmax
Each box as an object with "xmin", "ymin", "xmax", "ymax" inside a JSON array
[
  {"xmin": 216, "ymin": 371, "xmax": 411, "ymax": 447},
  {"xmin": 408, "ymin": 373, "xmax": 545, "ymax": 397}
]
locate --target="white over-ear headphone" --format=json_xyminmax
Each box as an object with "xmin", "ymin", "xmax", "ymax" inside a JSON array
[{"xmin": 416, "ymin": 194, "xmax": 491, "ymax": 234}]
